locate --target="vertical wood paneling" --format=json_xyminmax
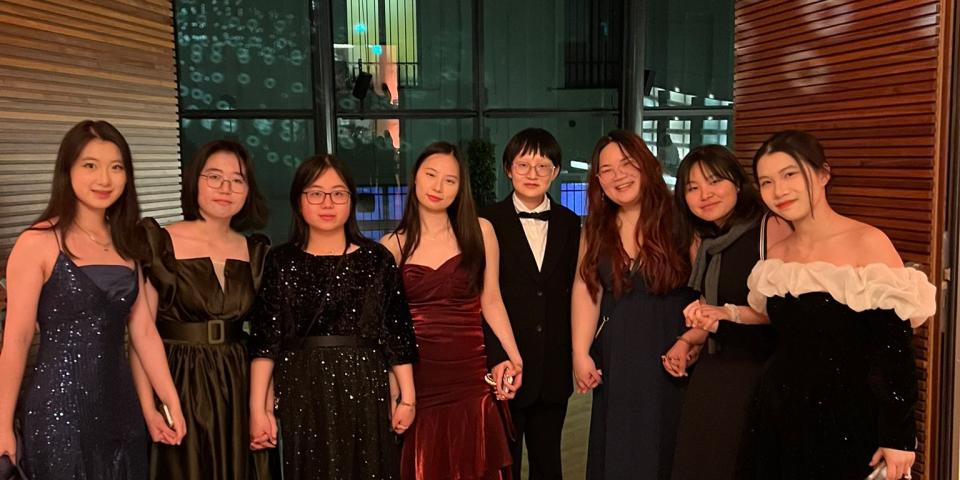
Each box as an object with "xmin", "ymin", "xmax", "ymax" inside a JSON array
[
  {"xmin": 734, "ymin": 1, "xmax": 953, "ymax": 477},
  {"xmin": 0, "ymin": 0, "xmax": 180, "ymax": 273}
]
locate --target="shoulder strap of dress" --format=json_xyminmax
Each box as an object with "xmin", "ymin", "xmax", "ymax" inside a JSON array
[
  {"xmin": 759, "ymin": 212, "xmax": 769, "ymax": 261},
  {"xmin": 52, "ymin": 224, "xmax": 63, "ymax": 253},
  {"xmin": 394, "ymin": 233, "xmax": 403, "ymax": 254}
]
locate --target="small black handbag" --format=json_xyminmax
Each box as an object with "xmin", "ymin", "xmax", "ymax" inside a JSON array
[{"xmin": 0, "ymin": 422, "xmax": 29, "ymax": 480}]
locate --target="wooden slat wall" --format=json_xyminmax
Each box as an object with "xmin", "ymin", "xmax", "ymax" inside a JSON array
[
  {"xmin": 0, "ymin": 0, "xmax": 180, "ymax": 273},
  {"xmin": 733, "ymin": 0, "xmax": 954, "ymax": 477}
]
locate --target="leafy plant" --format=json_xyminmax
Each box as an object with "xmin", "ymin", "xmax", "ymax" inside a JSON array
[{"xmin": 467, "ymin": 137, "xmax": 497, "ymax": 208}]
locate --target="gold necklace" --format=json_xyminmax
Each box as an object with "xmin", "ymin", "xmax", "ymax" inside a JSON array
[{"xmin": 75, "ymin": 223, "xmax": 112, "ymax": 252}]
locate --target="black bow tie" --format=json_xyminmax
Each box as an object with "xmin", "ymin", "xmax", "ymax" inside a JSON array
[{"xmin": 517, "ymin": 211, "xmax": 550, "ymax": 221}]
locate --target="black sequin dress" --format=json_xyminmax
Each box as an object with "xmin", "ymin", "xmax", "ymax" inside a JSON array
[
  {"xmin": 747, "ymin": 260, "xmax": 936, "ymax": 479},
  {"xmin": 20, "ymin": 251, "xmax": 147, "ymax": 479},
  {"xmin": 249, "ymin": 243, "xmax": 418, "ymax": 480}
]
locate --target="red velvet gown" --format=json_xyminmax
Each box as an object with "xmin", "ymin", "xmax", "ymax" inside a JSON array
[{"xmin": 400, "ymin": 254, "xmax": 513, "ymax": 480}]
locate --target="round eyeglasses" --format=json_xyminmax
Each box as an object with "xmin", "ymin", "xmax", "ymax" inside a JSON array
[
  {"xmin": 200, "ymin": 173, "xmax": 248, "ymax": 193},
  {"xmin": 512, "ymin": 161, "xmax": 556, "ymax": 177},
  {"xmin": 302, "ymin": 190, "xmax": 351, "ymax": 205}
]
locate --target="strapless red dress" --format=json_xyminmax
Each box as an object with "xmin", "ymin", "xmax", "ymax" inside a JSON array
[{"xmin": 400, "ymin": 254, "xmax": 513, "ymax": 480}]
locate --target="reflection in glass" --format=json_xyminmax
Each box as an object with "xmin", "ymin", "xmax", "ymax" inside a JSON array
[
  {"xmin": 484, "ymin": 0, "xmax": 622, "ymax": 109},
  {"xmin": 180, "ymin": 118, "xmax": 315, "ymax": 242},
  {"xmin": 641, "ymin": 115, "xmax": 732, "ymax": 189},
  {"xmin": 336, "ymin": 117, "xmax": 474, "ymax": 237},
  {"xmin": 175, "ymin": 0, "xmax": 313, "ymax": 111},
  {"xmin": 332, "ymin": 0, "xmax": 473, "ymax": 111}
]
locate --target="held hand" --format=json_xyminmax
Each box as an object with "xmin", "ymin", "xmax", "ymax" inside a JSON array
[
  {"xmin": 686, "ymin": 342, "xmax": 703, "ymax": 365},
  {"xmin": 391, "ymin": 403, "xmax": 416, "ymax": 434},
  {"xmin": 249, "ymin": 409, "xmax": 278, "ymax": 451},
  {"xmin": 0, "ymin": 428, "xmax": 16, "ymax": 466},
  {"xmin": 573, "ymin": 353, "xmax": 602, "ymax": 393},
  {"xmin": 661, "ymin": 339, "xmax": 691, "ymax": 377},
  {"xmin": 490, "ymin": 361, "xmax": 511, "ymax": 400},
  {"xmin": 166, "ymin": 402, "xmax": 187, "ymax": 445},
  {"xmin": 684, "ymin": 301, "xmax": 727, "ymax": 332},
  {"xmin": 870, "ymin": 447, "xmax": 915, "ymax": 479},
  {"xmin": 498, "ymin": 360, "xmax": 523, "ymax": 400},
  {"xmin": 143, "ymin": 409, "xmax": 178, "ymax": 445}
]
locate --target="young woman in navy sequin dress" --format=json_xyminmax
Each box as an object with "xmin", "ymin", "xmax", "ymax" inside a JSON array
[
  {"xmin": 0, "ymin": 120, "xmax": 186, "ymax": 479},
  {"xmin": 248, "ymin": 155, "xmax": 418, "ymax": 479},
  {"xmin": 690, "ymin": 131, "xmax": 936, "ymax": 479}
]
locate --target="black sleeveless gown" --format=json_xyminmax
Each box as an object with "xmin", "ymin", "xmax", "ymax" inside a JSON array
[{"xmin": 20, "ymin": 252, "xmax": 147, "ymax": 479}]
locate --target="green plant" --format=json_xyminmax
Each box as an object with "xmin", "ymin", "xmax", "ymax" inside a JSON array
[{"xmin": 467, "ymin": 137, "xmax": 497, "ymax": 208}]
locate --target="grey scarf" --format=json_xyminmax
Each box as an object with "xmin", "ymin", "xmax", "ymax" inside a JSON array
[{"xmin": 687, "ymin": 220, "xmax": 756, "ymax": 305}]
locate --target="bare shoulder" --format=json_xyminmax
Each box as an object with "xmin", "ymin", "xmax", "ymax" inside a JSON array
[
  {"xmin": 379, "ymin": 232, "xmax": 403, "ymax": 262},
  {"xmin": 764, "ymin": 215, "xmax": 793, "ymax": 247},
  {"xmin": 479, "ymin": 217, "xmax": 495, "ymax": 235},
  {"xmin": 9, "ymin": 225, "xmax": 59, "ymax": 274},
  {"xmin": 847, "ymin": 222, "xmax": 902, "ymax": 268},
  {"xmin": 766, "ymin": 236, "xmax": 790, "ymax": 260}
]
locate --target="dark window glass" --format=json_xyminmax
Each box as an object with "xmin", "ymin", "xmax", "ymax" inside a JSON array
[
  {"xmin": 176, "ymin": 0, "xmax": 313, "ymax": 111},
  {"xmin": 641, "ymin": 114, "xmax": 733, "ymax": 188},
  {"xmin": 180, "ymin": 118, "xmax": 315, "ymax": 242},
  {"xmin": 332, "ymin": 0, "xmax": 474, "ymax": 112},
  {"xmin": 484, "ymin": 0, "xmax": 622, "ymax": 109}
]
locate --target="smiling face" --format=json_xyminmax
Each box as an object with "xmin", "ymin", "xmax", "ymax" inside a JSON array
[
  {"xmin": 197, "ymin": 151, "xmax": 249, "ymax": 222},
  {"xmin": 414, "ymin": 152, "xmax": 461, "ymax": 213},
  {"xmin": 70, "ymin": 139, "xmax": 127, "ymax": 213},
  {"xmin": 300, "ymin": 167, "xmax": 352, "ymax": 234},
  {"xmin": 508, "ymin": 151, "xmax": 558, "ymax": 206},
  {"xmin": 756, "ymin": 151, "xmax": 829, "ymax": 221},
  {"xmin": 683, "ymin": 162, "xmax": 739, "ymax": 226},
  {"xmin": 596, "ymin": 142, "xmax": 643, "ymax": 207}
]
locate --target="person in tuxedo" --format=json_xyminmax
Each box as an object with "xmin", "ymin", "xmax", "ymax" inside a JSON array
[{"xmin": 481, "ymin": 128, "xmax": 581, "ymax": 479}]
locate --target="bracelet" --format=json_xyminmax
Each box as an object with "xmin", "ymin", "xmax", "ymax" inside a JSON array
[
  {"xmin": 398, "ymin": 399, "xmax": 416, "ymax": 407},
  {"xmin": 723, "ymin": 303, "xmax": 742, "ymax": 323}
]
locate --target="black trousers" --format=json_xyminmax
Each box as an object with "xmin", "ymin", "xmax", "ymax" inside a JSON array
[{"xmin": 509, "ymin": 398, "xmax": 568, "ymax": 480}]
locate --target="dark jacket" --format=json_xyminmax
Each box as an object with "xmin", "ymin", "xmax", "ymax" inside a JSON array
[{"xmin": 480, "ymin": 195, "xmax": 581, "ymax": 407}]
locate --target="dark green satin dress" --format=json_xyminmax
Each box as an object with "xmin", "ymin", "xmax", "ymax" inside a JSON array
[{"xmin": 141, "ymin": 218, "xmax": 274, "ymax": 480}]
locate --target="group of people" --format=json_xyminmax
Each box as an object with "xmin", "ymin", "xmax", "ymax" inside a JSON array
[{"xmin": 0, "ymin": 119, "xmax": 937, "ymax": 480}]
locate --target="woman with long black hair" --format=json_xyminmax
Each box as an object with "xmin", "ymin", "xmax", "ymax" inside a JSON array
[
  {"xmin": 0, "ymin": 120, "xmax": 185, "ymax": 478},
  {"xmin": 381, "ymin": 141, "xmax": 522, "ymax": 480}
]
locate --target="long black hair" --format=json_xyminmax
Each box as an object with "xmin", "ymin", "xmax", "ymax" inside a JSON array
[
  {"xmin": 288, "ymin": 154, "xmax": 371, "ymax": 250},
  {"xmin": 674, "ymin": 144, "xmax": 765, "ymax": 240},
  {"xmin": 392, "ymin": 142, "xmax": 485, "ymax": 292},
  {"xmin": 32, "ymin": 120, "xmax": 141, "ymax": 260}
]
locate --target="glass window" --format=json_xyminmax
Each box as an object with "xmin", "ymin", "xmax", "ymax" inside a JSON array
[
  {"xmin": 332, "ymin": 0, "xmax": 474, "ymax": 112},
  {"xmin": 175, "ymin": 0, "xmax": 313, "ymax": 111},
  {"xmin": 643, "ymin": 0, "xmax": 735, "ymax": 105},
  {"xmin": 641, "ymin": 114, "xmax": 733, "ymax": 188},
  {"xmin": 180, "ymin": 118, "xmax": 315, "ymax": 242},
  {"xmin": 487, "ymin": 115, "xmax": 619, "ymax": 214},
  {"xmin": 484, "ymin": 0, "xmax": 622, "ymax": 109},
  {"xmin": 336, "ymin": 117, "xmax": 475, "ymax": 237}
]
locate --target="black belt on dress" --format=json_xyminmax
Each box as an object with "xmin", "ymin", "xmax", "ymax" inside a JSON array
[
  {"xmin": 157, "ymin": 320, "xmax": 245, "ymax": 345},
  {"xmin": 281, "ymin": 335, "xmax": 379, "ymax": 351}
]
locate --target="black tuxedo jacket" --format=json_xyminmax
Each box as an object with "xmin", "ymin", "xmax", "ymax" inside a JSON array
[{"xmin": 480, "ymin": 195, "xmax": 581, "ymax": 407}]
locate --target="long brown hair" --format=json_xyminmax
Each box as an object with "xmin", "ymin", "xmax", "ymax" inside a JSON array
[
  {"xmin": 393, "ymin": 142, "xmax": 485, "ymax": 292},
  {"xmin": 32, "ymin": 120, "xmax": 142, "ymax": 260},
  {"xmin": 580, "ymin": 130, "xmax": 689, "ymax": 297}
]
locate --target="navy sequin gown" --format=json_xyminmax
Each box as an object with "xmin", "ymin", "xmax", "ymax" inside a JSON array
[
  {"xmin": 747, "ymin": 259, "xmax": 936, "ymax": 479},
  {"xmin": 249, "ymin": 243, "xmax": 418, "ymax": 480},
  {"xmin": 20, "ymin": 251, "xmax": 147, "ymax": 479}
]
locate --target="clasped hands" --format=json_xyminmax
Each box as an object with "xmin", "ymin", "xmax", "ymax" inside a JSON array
[{"xmin": 488, "ymin": 359, "xmax": 524, "ymax": 401}]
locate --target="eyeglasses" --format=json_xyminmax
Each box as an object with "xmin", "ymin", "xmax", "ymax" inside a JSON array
[
  {"xmin": 200, "ymin": 173, "xmax": 248, "ymax": 193},
  {"xmin": 513, "ymin": 161, "xmax": 556, "ymax": 177},
  {"xmin": 598, "ymin": 160, "xmax": 639, "ymax": 182},
  {"xmin": 302, "ymin": 190, "xmax": 351, "ymax": 205}
]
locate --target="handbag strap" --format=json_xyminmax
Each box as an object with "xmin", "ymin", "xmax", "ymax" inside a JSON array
[{"xmin": 759, "ymin": 212, "xmax": 769, "ymax": 261}]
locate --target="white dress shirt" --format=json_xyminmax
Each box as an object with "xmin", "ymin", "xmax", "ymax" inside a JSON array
[{"xmin": 513, "ymin": 193, "xmax": 550, "ymax": 271}]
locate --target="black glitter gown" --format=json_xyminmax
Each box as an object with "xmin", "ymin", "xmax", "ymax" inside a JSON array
[
  {"xmin": 249, "ymin": 242, "xmax": 418, "ymax": 480},
  {"xmin": 20, "ymin": 249, "xmax": 147, "ymax": 479},
  {"xmin": 747, "ymin": 259, "xmax": 936, "ymax": 479}
]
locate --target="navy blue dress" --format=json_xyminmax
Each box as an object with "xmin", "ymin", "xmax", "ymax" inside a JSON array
[
  {"xmin": 19, "ymin": 252, "xmax": 147, "ymax": 479},
  {"xmin": 587, "ymin": 259, "xmax": 697, "ymax": 480}
]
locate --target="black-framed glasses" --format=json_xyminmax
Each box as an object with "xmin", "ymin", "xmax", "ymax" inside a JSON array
[
  {"xmin": 513, "ymin": 161, "xmax": 556, "ymax": 177},
  {"xmin": 302, "ymin": 190, "xmax": 351, "ymax": 205},
  {"xmin": 199, "ymin": 173, "xmax": 248, "ymax": 193}
]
